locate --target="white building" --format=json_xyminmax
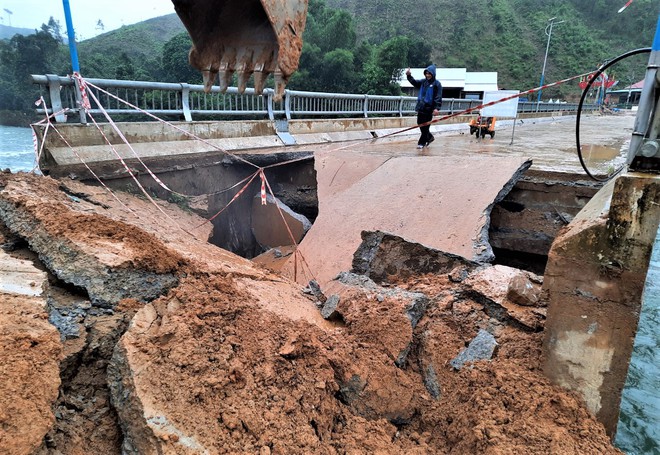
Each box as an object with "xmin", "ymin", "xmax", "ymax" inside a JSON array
[{"xmin": 398, "ymin": 68, "xmax": 498, "ymax": 99}]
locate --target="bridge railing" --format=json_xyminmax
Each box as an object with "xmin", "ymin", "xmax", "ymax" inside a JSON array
[{"xmin": 31, "ymin": 74, "xmax": 593, "ymax": 124}]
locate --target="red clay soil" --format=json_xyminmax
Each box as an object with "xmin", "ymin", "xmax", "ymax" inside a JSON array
[
  {"xmin": 116, "ymin": 270, "xmax": 621, "ymax": 454},
  {"xmin": 0, "ymin": 172, "xmax": 622, "ymax": 454},
  {"xmin": 0, "ymin": 294, "xmax": 62, "ymax": 454}
]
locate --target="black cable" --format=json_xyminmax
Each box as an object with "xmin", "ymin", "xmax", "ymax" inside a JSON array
[{"xmin": 576, "ymin": 47, "xmax": 651, "ymax": 181}]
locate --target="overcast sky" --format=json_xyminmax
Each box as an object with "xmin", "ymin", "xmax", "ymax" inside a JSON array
[{"xmin": 1, "ymin": 1, "xmax": 176, "ymax": 40}]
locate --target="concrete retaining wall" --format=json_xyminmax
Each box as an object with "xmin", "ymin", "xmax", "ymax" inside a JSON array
[{"xmin": 542, "ymin": 173, "xmax": 660, "ymax": 437}]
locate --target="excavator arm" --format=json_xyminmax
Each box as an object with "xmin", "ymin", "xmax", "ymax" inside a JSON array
[{"xmin": 172, "ymin": 0, "xmax": 307, "ymax": 101}]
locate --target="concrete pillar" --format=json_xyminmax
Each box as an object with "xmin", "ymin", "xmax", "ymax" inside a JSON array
[{"xmin": 542, "ymin": 173, "xmax": 660, "ymax": 437}]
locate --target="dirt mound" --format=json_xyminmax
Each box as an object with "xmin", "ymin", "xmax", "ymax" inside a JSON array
[{"xmin": 110, "ymin": 270, "xmax": 620, "ymax": 454}]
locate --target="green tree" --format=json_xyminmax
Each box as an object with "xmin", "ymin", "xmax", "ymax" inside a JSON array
[
  {"xmin": 161, "ymin": 32, "xmax": 201, "ymax": 83},
  {"xmin": 43, "ymin": 17, "xmax": 65, "ymax": 44},
  {"xmin": 288, "ymin": 0, "xmax": 359, "ymax": 92},
  {"xmin": 0, "ymin": 30, "xmax": 65, "ymax": 114}
]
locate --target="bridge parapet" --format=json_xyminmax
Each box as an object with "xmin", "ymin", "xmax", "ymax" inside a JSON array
[{"xmin": 31, "ymin": 74, "xmax": 593, "ymax": 125}]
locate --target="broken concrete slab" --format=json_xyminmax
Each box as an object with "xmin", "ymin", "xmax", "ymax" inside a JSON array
[
  {"xmin": 352, "ymin": 230, "xmax": 481, "ymax": 283},
  {"xmin": 251, "ymin": 193, "xmax": 311, "ymax": 249},
  {"xmin": 283, "ymin": 155, "xmax": 531, "ymax": 287},
  {"xmin": 0, "ymin": 177, "xmax": 183, "ymax": 308},
  {"xmin": 0, "ymin": 249, "xmax": 48, "ymax": 297}
]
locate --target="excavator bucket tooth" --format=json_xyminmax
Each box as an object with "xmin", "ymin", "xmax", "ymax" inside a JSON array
[
  {"xmin": 172, "ymin": 0, "xmax": 308, "ymax": 101},
  {"xmin": 253, "ymin": 71, "xmax": 268, "ymax": 94}
]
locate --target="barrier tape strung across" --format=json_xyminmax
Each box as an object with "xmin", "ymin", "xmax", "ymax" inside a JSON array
[
  {"xmin": 82, "ymin": 78, "xmax": 260, "ymax": 171},
  {"xmin": 197, "ymin": 169, "xmax": 261, "ymax": 228},
  {"xmin": 42, "ymin": 111, "xmax": 138, "ymax": 216},
  {"xmin": 260, "ymin": 171, "xmax": 267, "ymax": 205},
  {"xmin": 263, "ymin": 68, "xmax": 599, "ymax": 172},
  {"xmin": 75, "ymin": 74, "xmax": 186, "ymax": 199},
  {"xmin": 31, "ymin": 98, "xmax": 72, "ymax": 174}
]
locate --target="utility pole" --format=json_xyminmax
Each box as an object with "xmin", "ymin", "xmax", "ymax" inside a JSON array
[
  {"xmin": 61, "ymin": 0, "xmax": 80, "ymax": 72},
  {"xmin": 537, "ymin": 17, "xmax": 564, "ymax": 102}
]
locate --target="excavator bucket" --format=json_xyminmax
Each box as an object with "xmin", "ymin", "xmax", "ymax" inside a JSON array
[{"xmin": 172, "ymin": 0, "xmax": 308, "ymax": 101}]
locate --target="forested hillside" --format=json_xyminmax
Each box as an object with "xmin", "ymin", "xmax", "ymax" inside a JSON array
[
  {"xmin": 327, "ymin": 0, "xmax": 657, "ymax": 92},
  {"xmin": 1, "ymin": 0, "xmax": 657, "ymax": 126}
]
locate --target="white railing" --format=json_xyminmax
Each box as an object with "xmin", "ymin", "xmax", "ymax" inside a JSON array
[{"xmin": 31, "ymin": 74, "xmax": 593, "ymax": 124}]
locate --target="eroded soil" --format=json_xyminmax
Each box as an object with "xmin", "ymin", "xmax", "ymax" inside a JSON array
[{"xmin": 0, "ymin": 172, "xmax": 622, "ymax": 454}]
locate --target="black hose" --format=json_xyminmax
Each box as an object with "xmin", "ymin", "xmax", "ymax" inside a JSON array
[{"xmin": 576, "ymin": 47, "xmax": 651, "ymax": 181}]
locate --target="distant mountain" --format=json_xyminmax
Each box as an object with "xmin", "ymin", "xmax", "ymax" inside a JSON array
[
  {"xmin": 78, "ymin": 14, "xmax": 184, "ymax": 63},
  {"xmin": 0, "ymin": 24, "xmax": 37, "ymax": 40}
]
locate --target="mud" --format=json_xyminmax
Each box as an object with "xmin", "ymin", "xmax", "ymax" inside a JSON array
[{"xmin": 0, "ymin": 172, "xmax": 622, "ymax": 454}]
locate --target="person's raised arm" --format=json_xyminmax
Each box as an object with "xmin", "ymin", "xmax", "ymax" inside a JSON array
[{"xmin": 406, "ymin": 68, "xmax": 421, "ymax": 88}]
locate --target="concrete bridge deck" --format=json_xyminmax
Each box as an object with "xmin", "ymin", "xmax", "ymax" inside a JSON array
[{"xmin": 250, "ymin": 113, "xmax": 634, "ymax": 177}]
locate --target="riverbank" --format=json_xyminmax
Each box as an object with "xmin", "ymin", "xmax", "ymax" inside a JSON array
[{"xmin": 0, "ymin": 110, "xmax": 40, "ymax": 128}]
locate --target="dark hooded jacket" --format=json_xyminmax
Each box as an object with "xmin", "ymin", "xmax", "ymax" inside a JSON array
[{"xmin": 407, "ymin": 64, "xmax": 443, "ymax": 114}]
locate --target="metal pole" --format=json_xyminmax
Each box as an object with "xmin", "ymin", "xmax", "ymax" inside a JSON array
[
  {"xmin": 537, "ymin": 17, "xmax": 564, "ymax": 103},
  {"xmin": 62, "ymin": 0, "xmax": 80, "ymax": 72}
]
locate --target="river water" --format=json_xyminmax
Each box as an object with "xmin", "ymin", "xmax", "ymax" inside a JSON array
[
  {"xmin": 615, "ymin": 224, "xmax": 660, "ymax": 455},
  {"xmin": 0, "ymin": 123, "xmax": 658, "ymax": 454},
  {"xmin": 0, "ymin": 125, "xmax": 37, "ymax": 172}
]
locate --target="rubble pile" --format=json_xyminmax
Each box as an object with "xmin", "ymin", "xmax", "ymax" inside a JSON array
[{"xmin": 0, "ymin": 172, "xmax": 621, "ymax": 454}]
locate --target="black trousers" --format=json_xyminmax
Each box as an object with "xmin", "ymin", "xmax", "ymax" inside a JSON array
[{"xmin": 417, "ymin": 111, "xmax": 433, "ymax": 145}]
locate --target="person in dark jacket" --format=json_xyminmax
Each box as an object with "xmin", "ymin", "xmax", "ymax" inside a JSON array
[{"xmin": 406, "ymin": 64, "xmax": 443, "ymax": 149}]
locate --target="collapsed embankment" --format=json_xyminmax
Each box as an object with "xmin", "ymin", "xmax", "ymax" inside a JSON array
[{"xmin": 0, "ymin": 172, "xmax": 621, "ymax": 454}]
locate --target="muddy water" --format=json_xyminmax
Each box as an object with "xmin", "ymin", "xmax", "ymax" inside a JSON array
[
  {"xmin": 579, "ymin": 143, "xmax": 628, "ymax": 177},
  {"xmin": 615, "ymin": 223, "xmax": 660, "ymax": 454}
]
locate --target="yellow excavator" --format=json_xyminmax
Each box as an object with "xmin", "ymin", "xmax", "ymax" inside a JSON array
[{"xmin": 172, "ymin": 0, "xmax": 308, "ymax": 101}]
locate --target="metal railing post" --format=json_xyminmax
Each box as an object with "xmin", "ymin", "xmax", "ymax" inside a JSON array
[
  {"xmin": 285, "ymin": 90, "xmax": 292, "ymax": 121},
  {"xmin": 266, "ymin": 89, "xmax": 275, "ymax": 121},
  {"xmin": 363, "ymin": 95, "xmax": 369, "ymax": 118},
  {"xmin": 45, "ymin": 74, "xmax": 68, "ymax": 123},
  {"xmin": 180, "ymin": 83, "xmax": 192, "ymax": 121}
]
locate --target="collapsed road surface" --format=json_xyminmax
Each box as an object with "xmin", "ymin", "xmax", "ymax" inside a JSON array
[{"xmin": 0, "ymin": 169, "xmax": 623, "ymax": 454}]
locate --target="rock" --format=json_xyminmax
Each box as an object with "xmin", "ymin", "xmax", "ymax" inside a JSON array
[
  {"xmin": 450, "ymin": 329, "xmax": 498, "ymax": 370},
  {"xmin": 320, "ymin": 295, "xmax": 341, "ymax": 320},
  {"xmin": 463, "ymin": 265, "xmax": 546, "ymax": 330},
  {"xmin": 507, "ymin": 273, "xmax": 542, "ymax": 307},
  {"xmin": 307, "ymin": 279, "xmax": 327, "ymax": 303},
  {"xmin": 422, "ymin": 364, "xmax": 441, "ymax": 399}
]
